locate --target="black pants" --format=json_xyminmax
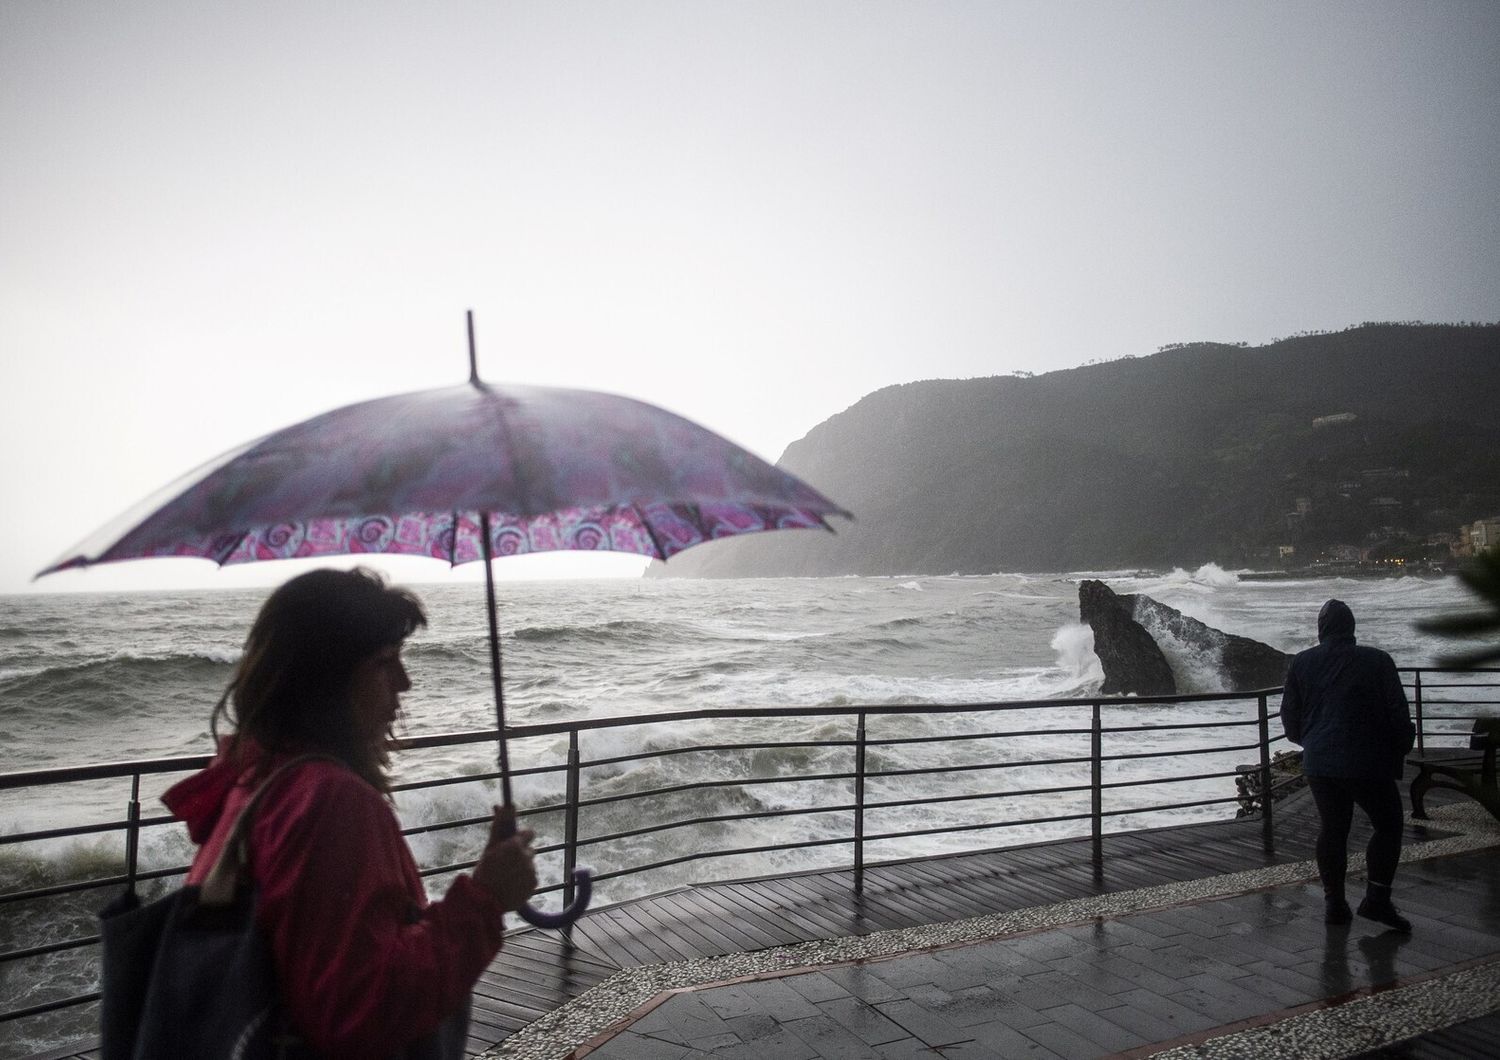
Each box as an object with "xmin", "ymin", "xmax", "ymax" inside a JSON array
[{"xmin": 1306, "ymin": 775, "xmax": 1404, "ymax": 897}]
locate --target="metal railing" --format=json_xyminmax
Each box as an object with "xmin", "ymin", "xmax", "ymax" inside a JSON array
[
  {"xmin": 1405, "ymin": 666, "xmax": 1500, "ymax": 750},
  {"xmin": 3, "ymin": 667, "xmax": 1493, "ymax": 1045}
]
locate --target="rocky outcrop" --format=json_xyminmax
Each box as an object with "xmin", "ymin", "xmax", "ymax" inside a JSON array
[
  {"xmin": 1078, "ymin": 580, "xmax": 1177, "ymax": 696},
  {"xmin": 1079, "ymin": 580, "xmax": 1291, "ymax": 695}
]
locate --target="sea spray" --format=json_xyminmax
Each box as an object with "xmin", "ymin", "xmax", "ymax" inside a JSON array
[{"xmin": 1049, "ymin": 623, "xmax": 1104, "ymax": 690}]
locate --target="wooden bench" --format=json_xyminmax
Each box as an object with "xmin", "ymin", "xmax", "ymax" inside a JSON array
[{"xmin": 1407, "ymin": 718, "xmax": 1499, "ymax": 822}]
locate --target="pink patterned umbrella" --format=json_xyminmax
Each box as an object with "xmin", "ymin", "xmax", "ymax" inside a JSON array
[
  {"xmin": 38, "ymin": 315, "xmax": 851, "ymax": 927},
  {"xmin": 40, "ymin": 384, "xmax": 845, "ymax": 573}
]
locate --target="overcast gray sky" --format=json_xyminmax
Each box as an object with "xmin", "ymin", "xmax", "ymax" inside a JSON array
[{"xmin": 4, "ymin": 1, "xmax": 1498, "ymax": 593}]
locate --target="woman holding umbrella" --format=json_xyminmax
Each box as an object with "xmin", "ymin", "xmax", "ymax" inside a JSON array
[{"xmin": 161, "ymin": 567, "xmax": 538, "ymax": 1058}]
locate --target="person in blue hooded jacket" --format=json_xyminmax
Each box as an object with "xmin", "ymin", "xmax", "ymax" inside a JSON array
[{"xmin": 1281, "ymin": 599, "xmax": 1415, "ymax": 930}]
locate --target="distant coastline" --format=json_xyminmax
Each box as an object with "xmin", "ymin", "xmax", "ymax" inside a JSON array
[{"xmin": 1239, "ymin": 564, "xmax": 1451, "ymax": 582}]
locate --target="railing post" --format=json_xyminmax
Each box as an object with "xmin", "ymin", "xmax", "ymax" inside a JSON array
[
  {"xmin": 125, "ymin": 772, "xmax": 141, "ymax": 894},
  {"xmin": 1258, "ymin": 693, "xmax": 1274, "ymax": 852},
  {"xmin": 1090, "ymin": 701, "xmax": 1102, "ymax": 871},
  {"xmin": 1413, "ymin": 670, "xmax": 1424, "ymax": 751},
  {"xmin": 562, "ymin": 730, "xmax": 580, "ymax": 910},
  {"xmin": 854, "ymin": 711, "xmax": 866, "ymax": 895}
]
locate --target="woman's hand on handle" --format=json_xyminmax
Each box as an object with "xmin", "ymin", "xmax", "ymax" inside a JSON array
[{"xmin": 472, "ymin": 804, "xmax": 537, "ymax": 913}]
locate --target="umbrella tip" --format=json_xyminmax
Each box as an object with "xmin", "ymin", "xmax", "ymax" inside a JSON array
[{"xmin": 466, "ymin": 310, "xmax": 479, "ymax": 384}]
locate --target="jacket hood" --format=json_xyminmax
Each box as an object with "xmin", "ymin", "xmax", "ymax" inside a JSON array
[
  {"xmin": 161, "ymin": 737, "xmax": 264, "ymax": 843},
  {"xmin": 1317, "ymin": 598, "xmax": 1356, "ymax": 644}
]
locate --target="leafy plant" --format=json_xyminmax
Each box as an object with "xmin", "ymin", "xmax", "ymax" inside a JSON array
[{"xmin": 1417, "ymin": 548, "xmax": 1500, "ymax": 667}]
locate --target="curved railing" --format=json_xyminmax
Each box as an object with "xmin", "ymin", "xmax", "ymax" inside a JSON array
[{"xmin": 2, "ymin": 667, "xmax": 1495, "ymax": 1052}]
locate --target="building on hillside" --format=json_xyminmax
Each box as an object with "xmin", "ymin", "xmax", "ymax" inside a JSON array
[{"xmin": 1464, "ymin": 515, "xmax": 1500, "ymax": 554}]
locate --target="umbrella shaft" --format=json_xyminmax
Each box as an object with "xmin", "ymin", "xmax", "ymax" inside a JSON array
[{"xmin": 479, "ymin": 512, "xmax": 513, "ymax": 806}]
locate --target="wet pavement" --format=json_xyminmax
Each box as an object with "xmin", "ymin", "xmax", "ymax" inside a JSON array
[{"xmin": 552, "ymin": 809, "xmax": 1500, "ymax": 1059}]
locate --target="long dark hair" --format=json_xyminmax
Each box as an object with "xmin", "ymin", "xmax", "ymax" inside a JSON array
[{"xmin": 213, "ymin": 567, "xmax": 427, "ymax": 792}]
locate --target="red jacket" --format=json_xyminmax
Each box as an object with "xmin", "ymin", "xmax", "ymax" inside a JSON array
[{"xmin": 163, "ymin": 743, "xmax": 507, "ymax": 1058}]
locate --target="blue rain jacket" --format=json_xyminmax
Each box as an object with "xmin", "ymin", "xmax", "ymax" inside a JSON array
[{"xmin": 1280, "ymin": 600, "xmax": 1415, "ymax": 779}]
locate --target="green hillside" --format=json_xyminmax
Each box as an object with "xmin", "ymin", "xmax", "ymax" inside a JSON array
[{"xmin": 662, "ymin": 323, "xmax": 1500, "ymax": 577}]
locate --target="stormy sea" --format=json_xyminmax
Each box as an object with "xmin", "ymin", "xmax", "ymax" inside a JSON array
[{"xmin": 0, "ymin": 567, "xmax": 1486, "ymax": 1057}]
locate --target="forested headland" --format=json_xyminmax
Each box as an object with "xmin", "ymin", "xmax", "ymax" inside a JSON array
[{"xmin": 658, "ymin": 323, "xmax": 1500, "ymax": 577}]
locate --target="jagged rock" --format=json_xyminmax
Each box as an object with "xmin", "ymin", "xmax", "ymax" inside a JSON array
[
  {"xmin": 1078, "ymin": 580, "xmax": 1177, "ymax": 696},
  {"xmin": 1079, "ymin": 579, "xmax": 1292, "ymax": 695},
  {"xmin": 1130, "ymin": 594, "xmax": 1291, "ymax": 691}
]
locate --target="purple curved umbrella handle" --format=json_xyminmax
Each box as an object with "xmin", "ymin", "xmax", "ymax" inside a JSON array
[
  {"xmin": 497, "ymin": 807, "xmax": 593, "ymax": 929},
  {"xmin": 516, "ymin": 868, "xmax": 593, "ymax": 930}
]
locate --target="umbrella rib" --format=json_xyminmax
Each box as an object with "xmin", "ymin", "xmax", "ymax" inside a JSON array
[
  {"xmin": 212, "ymin": 530, "xmax": 251, "ymax": 566},
  {"xmin": 472, "ymin": 380, "xmax": 536, "ymax": 519},
  {"xmin": 634, "ymin": 504, "xmax": 670, "ymax": 561}
]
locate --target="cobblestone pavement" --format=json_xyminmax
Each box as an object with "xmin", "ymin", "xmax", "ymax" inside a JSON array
[{"xmin": 548, "ymin": 809, "xmax": 1500, "ymax": 1060}]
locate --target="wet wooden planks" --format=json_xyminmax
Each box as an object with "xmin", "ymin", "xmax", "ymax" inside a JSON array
[{"xmin": 465, "ymin": 787, "xmax": 1445, "ymax": 1055}]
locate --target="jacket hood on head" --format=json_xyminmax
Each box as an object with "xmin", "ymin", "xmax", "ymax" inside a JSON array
[
  {"xmin": 1318, "ymin": 598, "xmax": 1356, "ymax": 643},
  {"xmin": 161, "ymin": 737, "xmax": 264, "ymax": 843}
]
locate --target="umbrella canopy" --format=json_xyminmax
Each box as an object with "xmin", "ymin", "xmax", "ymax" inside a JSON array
[
  {"xmin": 39, "ymin": 335, "xmax": 850, "ymax": 928},
  {"xmin": 41, "ymin": 382, "xmax": 848, "ymax": 574}
]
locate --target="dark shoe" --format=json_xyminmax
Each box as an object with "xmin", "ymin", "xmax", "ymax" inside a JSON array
[
  {"xmin": 1325, "ymin": 898, "xmax": 1353, "ymax": 925},
  {"xmin": 1357, "ymin": 896, "xmax": 1412, "ymax": 933}
]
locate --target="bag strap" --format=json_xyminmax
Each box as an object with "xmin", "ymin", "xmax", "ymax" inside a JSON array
[{"xmin": 200, "ymin": 753, "xmax": 337, "ymax": 907}]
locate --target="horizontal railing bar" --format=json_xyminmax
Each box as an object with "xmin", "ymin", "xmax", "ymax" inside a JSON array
[
  {"xmin": 415, "ymin": 846, "xmax": 569, "ymax": 884},
  {"xmin": 869, "ymin": 726, "xmax": 1091, "ymax": 746},
  {"xmin": 571, "ymin": 771, "xmax": 856, "ymax": 811},
  {"xmin": 390, "ymin": 762, "xmax": 562, "ymax": 794},
  {"xmin": 0, "ymin": 817, "xmax": 139, "ymax": 846},
  {"xmin": 586, "ymin": 833, "xmax": 861, "ymax": 883},
  {"xmin": 0, "ymin": 865, "xmax": 185, "ymax": 906},
  {"xmin": 414, "ymin": 864, "xmax": 571, "ymax": 902},
  {"xmin": 0, "ymin": 757, "xmax": 206, "ymax": 790},
  {"xmin": 1100, "ymin": 793, "xmax": 1242, "ymax": 817},
  {"xmin": 863, "ymin": 783, "xmax": 1092, "ymax": 810},
  {"xmin": 1411, "ymin": 685, "xmax": 1500, "ymax": 692},
  {"xmin": 0, "ymin": 990, "xmax": 100, "ymax": 1024},
  {"xmin": 866, "ymin": 754, "xmax": 1093, "ymax": 780},
  {"xmin": 863, "ymin": 809, "xmax": 1095, "ymax": 843},
  {"xmin": 1098, "ymin": 740, "xmax": 1262, "ymax": 762},
  {"xmin": 0, "ymin": 874, "xmax": 125, "ymax": 905},
  {"xmin": 581, "ymin": 739, "xmax": 856, "ymax": 769},
  {"xmin": 1101, "ymin": 770, "xmax": 1236, "ymax": 790},
  {"xmin": 1101, "ymin": 718, "xmax": 1261, "ymax": 734},
  {"xmin": 397, "ymin": 798, "xmax": 568, "ymax": 838},
  {"xmin": 573, "ymin": 803, "xmax": 857, "ymax": 848},
  {"xmin": 0, "ymin": 933, "xmax": 100, "ymax": 964}
]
